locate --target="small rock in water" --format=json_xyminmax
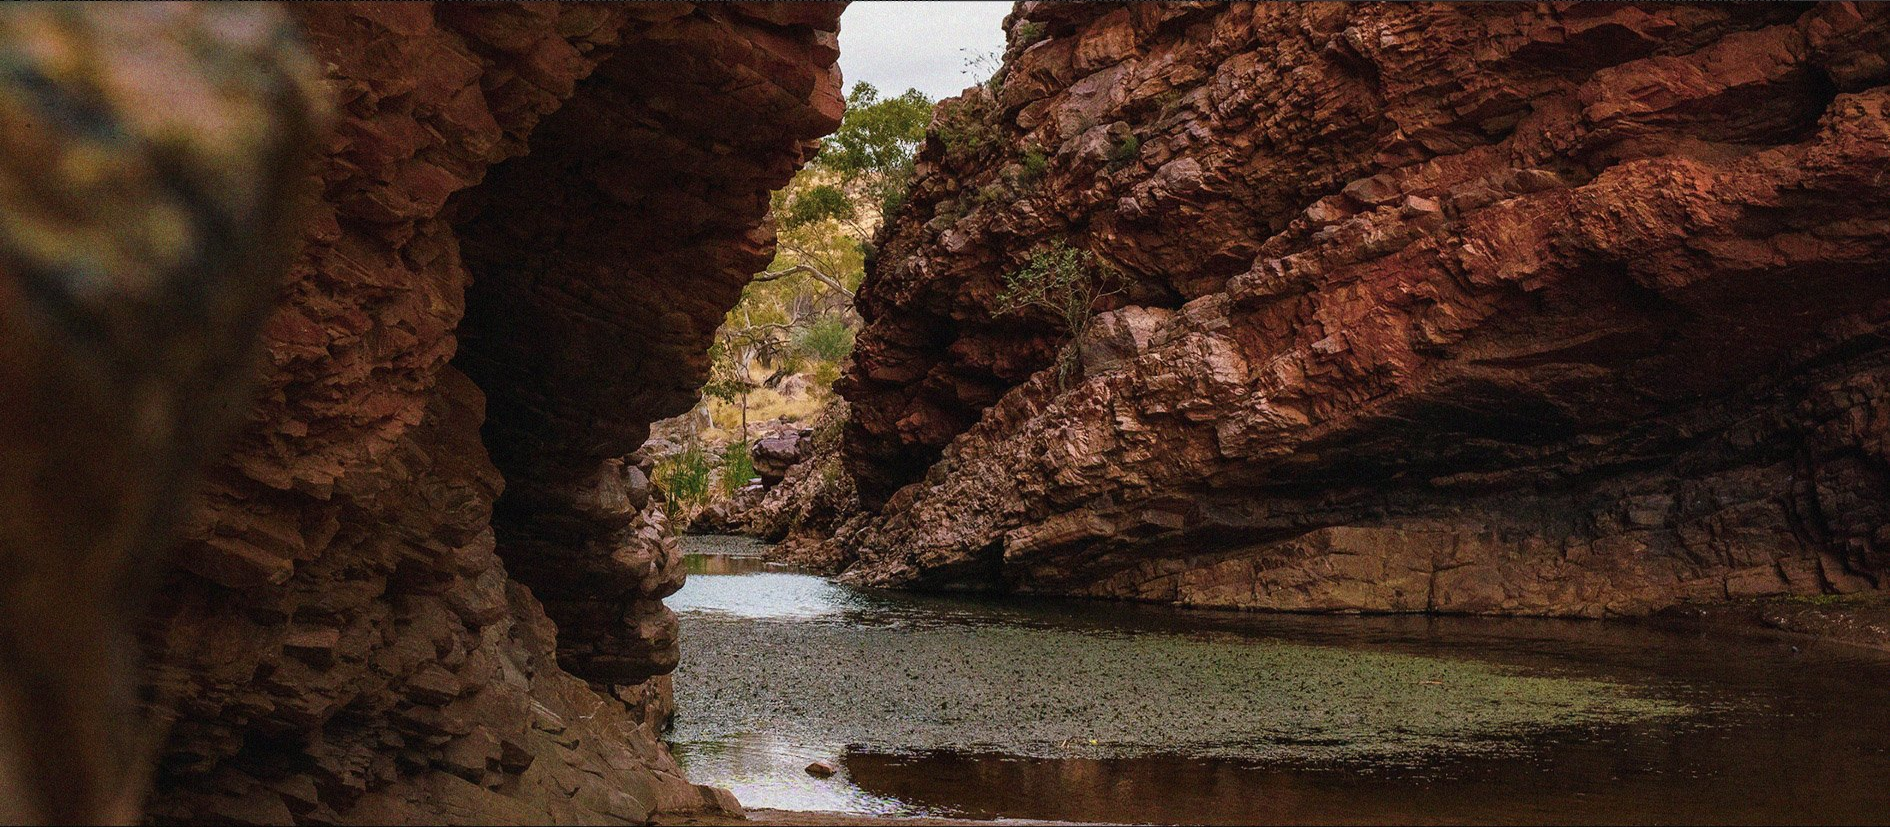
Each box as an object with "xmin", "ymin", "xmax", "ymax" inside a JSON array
[{"xmin": 805, "ymin": 760, "xmax": 837, "ymax": 778}]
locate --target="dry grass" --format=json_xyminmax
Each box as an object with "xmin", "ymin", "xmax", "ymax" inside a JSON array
[{"xmin": 703, "ymin": 384, "xmax": 830, "ymax": 442}]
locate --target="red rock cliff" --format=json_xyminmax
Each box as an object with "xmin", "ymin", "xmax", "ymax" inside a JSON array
[
  {"xmin": 830, "ymin": 2, "xmax": 1890, "ymax": 617},
  {"xmin": 128, "ymin": 3, "xmax": 843, "ymax": 823}
]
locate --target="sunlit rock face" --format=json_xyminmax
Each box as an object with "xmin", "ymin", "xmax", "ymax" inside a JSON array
[
  {"xmin": 136, "ymin": 3, "xmax": 843, "ymax": 823},
  {"xmin": 830, "ymin": 2, "xmax": 1890, "ymax": 617}
]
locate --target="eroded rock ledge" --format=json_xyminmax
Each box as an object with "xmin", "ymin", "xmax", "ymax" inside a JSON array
[
  {"xmin": 137, "ymin": 3, "xmax": 842, "ymax": 823},
  {"xmin": 829, "ymin": 2, "xmax": 1890, "ymax": 617}
]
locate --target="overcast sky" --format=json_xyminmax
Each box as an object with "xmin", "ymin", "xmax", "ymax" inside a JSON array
[{"xmin": 838, "ymin": 2, "xmax": 1013, "ymax": 103}]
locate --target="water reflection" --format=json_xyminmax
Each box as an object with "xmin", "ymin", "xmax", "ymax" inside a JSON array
[
  {"xmin": 672, "ymin": 732, "xmax": 909, "ymax": 816},
  {"xmin": 666, "ymin": 542, "xmax": 1890, "ymax": 824}
]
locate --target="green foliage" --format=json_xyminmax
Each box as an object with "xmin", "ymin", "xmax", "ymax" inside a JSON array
[
  {"xmin": 1108, "ymin": 133, "xmax": 1140, "ymax": 164},
  {"xmin": 973, "ymin": 181, "xmax": 1011, "ymax": 207},
  {"xmin": 994, "ymin": 240, "xmax": 1128, "ymax": 389},
  {"xmin": 691, "ymin": 77, "xmax": 933, "ymax": 452},
  {"xmin": 1021, "ymin": 146, "xmax": 1049, "ymax": 182},
  {"xmin": 926, "ymin": 197, "xmax": 966, "ymax": 231},
  {"xmin": 794, "ymin": 316, "xmax": 854, "ymax": 362},
  {"xmin": 719, "ymin": 441, "xmax": 756, "ymax": 495},
  {"xmin": 654, "ymin": 443, "xmax": 713, "ymax": 518},
  {"xmin": 936, "ymin": 93, "xmax": 999, "ymax": 158},
  {"xmin": 810, "ymin": 359, "xmax": 841, "ymax": 389},
  {"xmin": 815, "ymin": 82, "xmax": 932, "ymax": 178},
  {"xmin": 813, "ymin": 82, "xmax": 930, "ymax": 224},
  {"xmin": 701, "ymin": 354, "xmax": 753, "ymax": 404},
  {"xmin": 1014, "ymin": 20, "xmax": 1048, "ymax": 48},
  {"xmin": 783, "ymin": 184, "xmax": 856, "ymax": 229},
  {"xmin": 995, "ymin": 240, "xmax": 1120, "ymax": 329},
  {"xmin": 879, "ymin": 185, "xmax": 909, "ymax": 223}
]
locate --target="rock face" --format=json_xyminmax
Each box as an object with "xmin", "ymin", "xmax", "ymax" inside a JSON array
[
  {"xmin": 126, "ymin": 3, "xmax": 842, "ymax": 823},
  {"xmin": 749, "ymin": 401, "xmax": 860, "ymax": 569},
  {"xmin": 753, "ymin": 430, "xmax": 813, "ymax": 487},
  {"xmin": 831, "ymin": 2, "xmax": 1890, "ymax": 617}
]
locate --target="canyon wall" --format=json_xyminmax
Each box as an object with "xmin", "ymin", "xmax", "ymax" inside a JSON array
[
  {"xmin": 828, "ymin": 1, "xmax": 1890, "ymax": 617},
  {"xmin": 122, "ymin": 3, "xmax": 842, "ymax": 823}
]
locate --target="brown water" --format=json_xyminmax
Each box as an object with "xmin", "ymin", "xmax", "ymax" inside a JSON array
[{"xmin": 666, "ymin": 539, "xmax": 1890, "ymax": 825}]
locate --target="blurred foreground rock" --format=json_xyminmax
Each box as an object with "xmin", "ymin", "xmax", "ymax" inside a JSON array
[{"xmin": 0, "ymin": 3, "xmax": 326, "ymax": 822}]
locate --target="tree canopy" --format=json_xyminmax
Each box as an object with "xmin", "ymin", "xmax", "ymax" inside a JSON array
[
  {"xmin": 686, "ymin": 82, "xmax": 931, "ymax": 449},
  {"xmin": 814, "ymin": 82, "xmax": 932, "ymax": 179}
]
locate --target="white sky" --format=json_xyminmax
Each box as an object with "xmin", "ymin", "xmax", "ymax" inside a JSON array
[{"xmin": 837, "ymin": 2, "xmax": 1014, "ymax": 102}]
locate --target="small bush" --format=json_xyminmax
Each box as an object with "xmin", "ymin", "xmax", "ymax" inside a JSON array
[
  {"xmin": 794, "ymin": 317, "xmax": 854, "ymax": 362},
  {"xmin": 1021, "ymin": 146, "xmax": 1049, "ymax": 182},
  {"xmin": 811, "ymin": 359, "xmax": 842, "ymax": 389},
  {"xmin": 974, "ymin": 182, "xmax": 1011, "ymax": 207},
  {"xmin": 720, "ymin": 442, "xmax": 756, "ymax": 495},
  {"xmin": 1108, "ymin": 133, "xmax": 1140, "ymax": 165},
  {"xmin": 936, "ymin": 94, "xmax": 999, "ymax": 158},
  {"xmin": 994, "ymin": 240, "xmax": 1127, "ymax": 389},
  {"xmin": 929, "ymin": 198, "xmax": 965, "ymax": 229},
  {"xmin": 880, "ymin": 185, "xmax": 908, "ymax": 223},
  {"xmin": 653, "ymin": 443, "xmax": 713, "ymax": 519},
  {"xmin": 1014, "ymin": 20, "xmax": 1048, "ymax": 48}
]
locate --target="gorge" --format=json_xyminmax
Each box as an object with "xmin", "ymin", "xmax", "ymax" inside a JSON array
[{"xmin": 0, "ymin": 2, "xmax": 1887, "ymax": 825}]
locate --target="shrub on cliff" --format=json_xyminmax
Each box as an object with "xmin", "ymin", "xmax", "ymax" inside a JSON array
[
  {"xmin": 994, "ymin": 240, "xmax": 1126, "ymax": 388},
  {"xmin": 936, "ymin": 88, "xmax": 1000, "ymax": 160}
]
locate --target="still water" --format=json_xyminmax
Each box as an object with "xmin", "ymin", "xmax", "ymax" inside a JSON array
[{"xmin": 666, "ymin": 537, "xmax": 1890, "ymax": 825}]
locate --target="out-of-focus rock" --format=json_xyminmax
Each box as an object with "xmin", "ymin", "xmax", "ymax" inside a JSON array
[{"xmin": 0, "ymin": 4, "xmax": 327, "ymax": 822}]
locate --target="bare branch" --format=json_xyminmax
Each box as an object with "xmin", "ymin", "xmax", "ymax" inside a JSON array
[{"xmin": 752, "ymin": 262, "xmax": 855, "ymax": 298}]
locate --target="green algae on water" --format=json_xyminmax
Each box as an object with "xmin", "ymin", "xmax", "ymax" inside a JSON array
[{"xmin": 671, "ymin": 607, "xmax": 1693, "ymax": 765}]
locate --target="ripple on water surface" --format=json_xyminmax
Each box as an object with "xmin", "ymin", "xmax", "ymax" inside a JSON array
[{"xmin": 665, "ymin": 539, "xmax": 1890, "ymax": 824}]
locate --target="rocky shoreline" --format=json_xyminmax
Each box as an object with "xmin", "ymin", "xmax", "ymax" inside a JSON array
[{"xmin": 1659, "ymin": 592, "xmax": 1890, "ymax": 654}]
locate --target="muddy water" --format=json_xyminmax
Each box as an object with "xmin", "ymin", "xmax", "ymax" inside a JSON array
[{"xmin": 666, "ymin": 537, "xmax": 1890, "ymax": 825}]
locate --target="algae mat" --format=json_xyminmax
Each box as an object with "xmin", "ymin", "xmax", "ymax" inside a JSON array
[{"xmin": 667, "ymin": 568, "xmax": 1690, "ymax": 764}]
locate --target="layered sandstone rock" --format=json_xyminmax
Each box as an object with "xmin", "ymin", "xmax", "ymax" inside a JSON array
[
  {"xmin": 753, "ymin": 430, "xmax": 813, "ymax": 487},
  {"xmin": 127, "ymin": 3, "xmax": 842, "ymax": 823},
  {"xmin": 830, "ymin": 2, "xmax": 1890, "ymax": 617},
  {"xmin": 749, "ymin": 401, "xmax": 861, "ymax": 568}
]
